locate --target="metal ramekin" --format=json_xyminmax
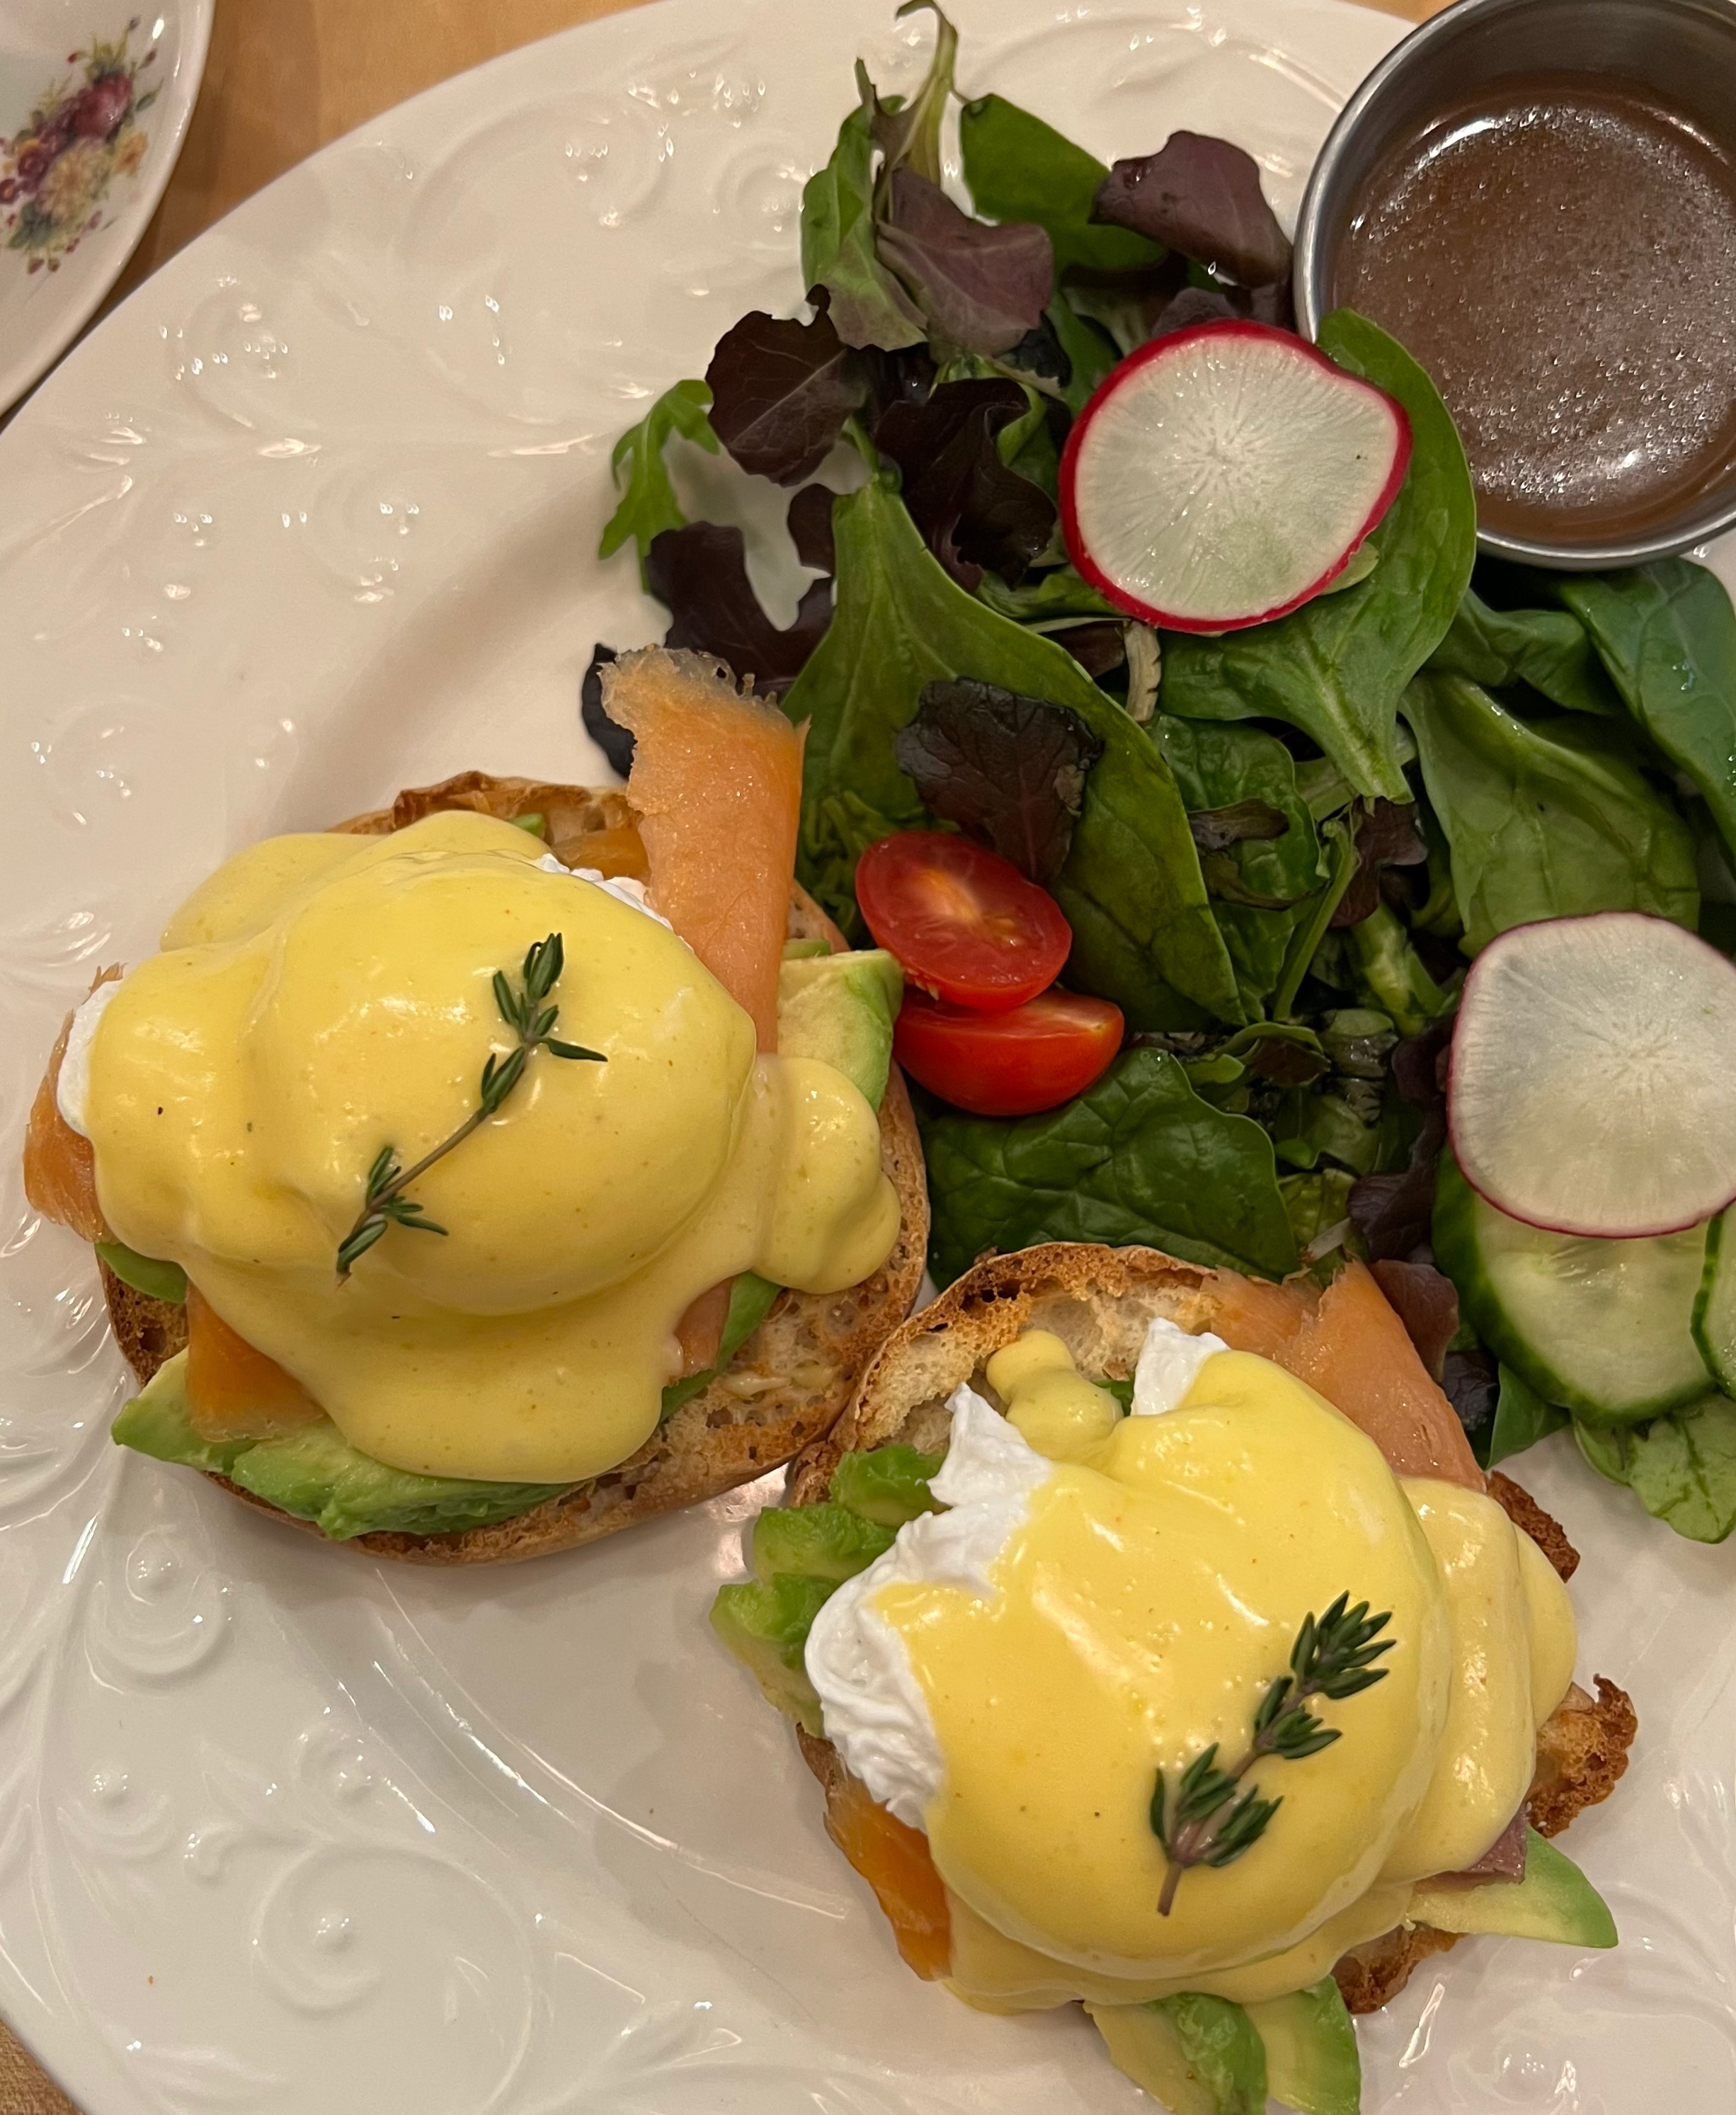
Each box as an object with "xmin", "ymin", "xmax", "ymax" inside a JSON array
[{"xmin": 1292, "ymin": 0, "xmax": 1736, "ymax": 569}]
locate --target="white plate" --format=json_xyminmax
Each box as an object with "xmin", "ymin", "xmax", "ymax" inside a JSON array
[
  {"xmin": 0, "ymin": 0, "xmax": 210, "ymax": 414},
  {"xmin": 3, "ymin": 1, "xmax": 1735, "ymax": 2110}
]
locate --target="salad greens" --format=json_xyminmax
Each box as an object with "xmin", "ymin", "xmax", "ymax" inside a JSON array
[
  {"xmin": 592, "ymin": 0, "xmax": 1736, "ymax": 1537},
  {"xmin": 1160, "ymin": 312, "xmax": 1478, "ymax": 802},
  {"xmin": 921, "ymin": 1048, "xmax": 1299, "ymax": 1285},
  {"xmin": 1404, "ymin": 673, "xmax": 1699, "ymax": 952}
]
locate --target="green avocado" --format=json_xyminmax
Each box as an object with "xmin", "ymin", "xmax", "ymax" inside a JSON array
[
  {"xmin": 1406, "ymin": 1828, "xmax": 1616, "ymax": 1947},
  {"xmin": 753, "ymin": 1500, "xmax": 894, "ymax": 1583},
  {"xmin": 1087, "ymin": 1993, "xmax": 1268, "ymax": 2115},
  {"xmin": 709, "ymin": 1573, "xmax": 833, "ymax": 1734},
  {"xmin": 828, "ymin": 1442, "xmax": 943, "ymax": 1526},
  {"xmin": 776, "ymin": 948, "xmax": 903, "ymax": 1110},
  {"xmin": 111, "ymin": 1352, "xmax": 571, "ymax": 1541},
  {"xmin": 1245, "ymin": 1980, "xmax": 1361, "ymax": 2115}
]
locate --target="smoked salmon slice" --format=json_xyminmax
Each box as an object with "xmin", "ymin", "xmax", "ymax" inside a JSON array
[
  {"xmin": 603, "ymin": 646, "xmax": 805, "ymax": 1051},
  {"xmin": 185, "ymin": 1287, "xmax": 324, "ymax": 1440},
  {"xmin": 1204, "ymin": 1258, "xmax": 1483, "ymax": 1490},
  {"xmin": 22, "ymin": 969, "xmax": 119, "ymax": 1243},
  {"xmin": 819, "ymin": 1762, "xmax": 953, "ymax": 1979}
]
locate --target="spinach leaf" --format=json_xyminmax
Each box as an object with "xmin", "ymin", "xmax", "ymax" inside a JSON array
[
  {"xmin": 1043, "ymin": 295, "xmax": 1119, "ymax": 415},
  {"xmin": 1576, "ymin": 1396, "xmax": 1736, "ymax": 1544},
  {"xmin": 1427, "ymin": 587, "xmax": 1621, "ymax": 717},
  {"xmin": 1160, "ymin": 312, "xmax": 1475, "ymax": 799},
  {"xmin": 782, "ymin": 474, "xmax": 1241, "ymax": 1022},
  {"xmin": 1403, "ymin": 672, "xmax": 1699, "ymax": 952},
  {"xmin": 598, "ymin": 380, "xmax": 718, "ymax": 576},
  {"xmin": 976, "ymin": 564, "xmax": 1119, "ymax": 624},
  {"xmin": 957, "ymin": 93, "xmax": 1163, "ymax": 279},
  {"xmin": 1553, "ymin": 560, "xmax": 1736, "ymax": 862},
  {"xmin": 921, "ymin": 1047, "xmax": 1298, "ymax": 1284},
  {"xmin": 1483, "ymin": 1364, "xmax": 1569, "ymax": 1469},
  {"xmin": 1153, "ymin": 715, "xmax": 1325, "ymax": 1013},
  {"xmin": 800, "ymin": 101, "xmax": 926, "ymax": 350}
]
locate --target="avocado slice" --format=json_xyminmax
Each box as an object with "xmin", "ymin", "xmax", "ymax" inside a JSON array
[
  {"xmin": 1407, "ymin": 1828, "xmax": 1616, "ymax": 1946},
  {"xmin": 776, "ymin": 949, "xmax": 903, "ymax": 1110},
  {"xmin": 828, "ymin": 1442, "xmax": 943, "ymax": 1526},
  {"xmin": 753, "ymin": 1500, "xmax": 894, "ymax": 1583},
  {"xmin": 112, "ymin": 1352, "xmax": 571, "ymax": 1541},
  {"xmin": 1245, "ymin": 1980, "xmax": 1361, "ymax": 2115},
  {"xmin": 709, "ymin": 1573, "xmax": 834, "ymax": 1734},
  {"xmin": 1087, "ymin": 1994, "xmax": 1268, "ymax": 2115},
  {"xmin": 658, "ymin": 1270, "xmax": 782, "ymax": 1423},
  {"xmin": 94, "ymin": 1239, "xmax": 188, "ymax": 1304}
]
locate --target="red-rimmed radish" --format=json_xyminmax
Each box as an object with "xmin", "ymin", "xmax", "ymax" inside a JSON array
[
  {"xmin": 1058, "ymin": 321, "xmax": 1412, "ymax": 634},
  {"xmin": 1449, "ymin": 912, "xmax": 1736, "ymax": 1238}
]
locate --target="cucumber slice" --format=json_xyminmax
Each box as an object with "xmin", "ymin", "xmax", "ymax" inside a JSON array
[
  {"xmin": 1449, "ymin": 911, "xmax": 1736, "ymax": 1238},
  {"xmin": 1694, "ymin": 1210, "xmax": 1736, "ymax": 1393},
  {"xmin": 1435, "ymin": 1149, "xmax": 1711, "ymax": 1423}
]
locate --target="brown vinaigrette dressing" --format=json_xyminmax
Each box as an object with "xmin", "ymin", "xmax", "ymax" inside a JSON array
[{"xmin": 1331, "ymin": 73, "xmax": 1736, "ymax": 545}]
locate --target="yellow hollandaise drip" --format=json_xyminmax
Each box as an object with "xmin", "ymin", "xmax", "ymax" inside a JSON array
[
  {"xmin": 82, "ymin": 812, "xmax": 898, "ymax": 1483},
  {"xmin": 868, "ymin": 1328, "xmax": 1578, "ymax": 2005}
]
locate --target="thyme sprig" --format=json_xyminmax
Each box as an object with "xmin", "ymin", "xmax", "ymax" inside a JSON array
[
  {"xmin": 1151, "ymin": 1592, "xmax": 1394, "ymax": 1916},
  {"xmin": 336, "ymin": 932, "xmax": 603, "ymax": 1279}
]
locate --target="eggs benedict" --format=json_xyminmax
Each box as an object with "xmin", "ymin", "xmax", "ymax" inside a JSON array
[
  {"xmin": 713, "ymin": 1243, "xmax": 1635, "ymax": 2110},
  {"xmin": 23, "ymin": 650, "xmax": 928, "ymax": 1561}
]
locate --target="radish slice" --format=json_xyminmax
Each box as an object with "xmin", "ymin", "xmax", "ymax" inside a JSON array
[
  {"xmin": 1449, "ymin": 912, "xmax": 1736, "ymax": 1238},
  {"xmin": 1058, "ymin": 321, "xmax": 1412, "ymax": 634}
]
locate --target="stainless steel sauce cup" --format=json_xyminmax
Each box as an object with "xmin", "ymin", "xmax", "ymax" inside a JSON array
[{"xmin": 1292, "ymin": 0, "xmax": 1736, "ymax": 568}]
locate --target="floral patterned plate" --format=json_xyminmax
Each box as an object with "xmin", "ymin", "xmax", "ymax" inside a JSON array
[
  {"xmin": 0, "ymin": 0, "xmax": 210, "ymax": 412},
  {"xmin": 1, "ymin": 1, "xmax": 1735, "ymax": 2111}
]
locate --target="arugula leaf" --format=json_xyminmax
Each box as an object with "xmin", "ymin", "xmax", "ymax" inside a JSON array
[
  {"xmin": 1427, "ymin": 586, "xmax": 1621, "ymax": 717},
  {"xmin": 1160, "ymin": 312, "xmax": 1475, "ymax": 800},
  {"xmin": 1483, "ymin": 1364, "xmax": 1570, "ymax": 1469},
  {"xmin": 957, "ymin": 93, "xmax": 1164, "ymax": 278},
  {"xmin": 1093, "ymin": 134, "xmax": 1290, "ymax": 287},
  {"xmin": 800, "ymin": 101, "xmax": 926, "ymax": 351},
  {"xmin": 704, "ymin": 309, "xmax": 869, "ymax": 486},
  {"xmin": 782, "ymin": 474, "xmax": 1240, "ymax": 1023},
  {"xmin": 1575, "ymin": 1396, "xmax": 1736, "ymax": 1544},
  {"xmin": 879, "ymin": 171, "xmax": 1054, "ymax": 358},
  {"xmin": 895, "ymin": 680, "xmax": 1103, "ymax": 884},
  {"xmin": 921, "ymin": 1047, "xmax": 1298, "ymax": 1284},
  {"xmin": 645, "ymin": 525, "xmax": 831, "ymax": 697},
  {"xmin": 1552, "ymin": 560, "xmax": 1736, "ymax": 862},
  {"xmin": 1403, "ymin": 672, "xmax": 1699, "ymax": 952},
  {"xmin": 598, "ymin": 380, "xmax": 719, "ymax": 574}
]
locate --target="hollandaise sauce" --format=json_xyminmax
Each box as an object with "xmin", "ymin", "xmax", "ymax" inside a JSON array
[
  {"xmin": 80, "ymin": 811, "xmax": 898, "ymax": 1483},
  {"xmin": 856, "ymin": 1330, "xmax": 1576, "ymax": 2008}
]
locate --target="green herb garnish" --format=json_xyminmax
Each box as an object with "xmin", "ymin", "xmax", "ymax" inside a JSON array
[
  {"xmin": 335, "ymin": 932, "xmax": 603, "ymax": 1279},
  {"xmin": 1151, "ymin": 1592, "xmax": 1394, "ymax": 1916}
]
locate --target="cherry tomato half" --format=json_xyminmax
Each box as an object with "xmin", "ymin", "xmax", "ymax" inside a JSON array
[
  {"xmin": 855, "ymin": 833, "xmax": 1071, "ymax": 1013},
  {"xmin": 894, "ymin": 988, "xmax": 1124, "ymax": 1117}
]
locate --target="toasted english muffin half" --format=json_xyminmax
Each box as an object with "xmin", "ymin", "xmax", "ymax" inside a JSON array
[
  {"xmin": 782, "ymin": 1242, "xmax": 1635, "ymax": 2013},
  {"xmin": 98, "ymin": 770, "xmax": 929, "ymax": 1565}
]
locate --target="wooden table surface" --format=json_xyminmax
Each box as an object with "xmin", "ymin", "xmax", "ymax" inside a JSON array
[{"xmin": 0, "ymin": 0, "xmax": 1432, "ymax": 2106}]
